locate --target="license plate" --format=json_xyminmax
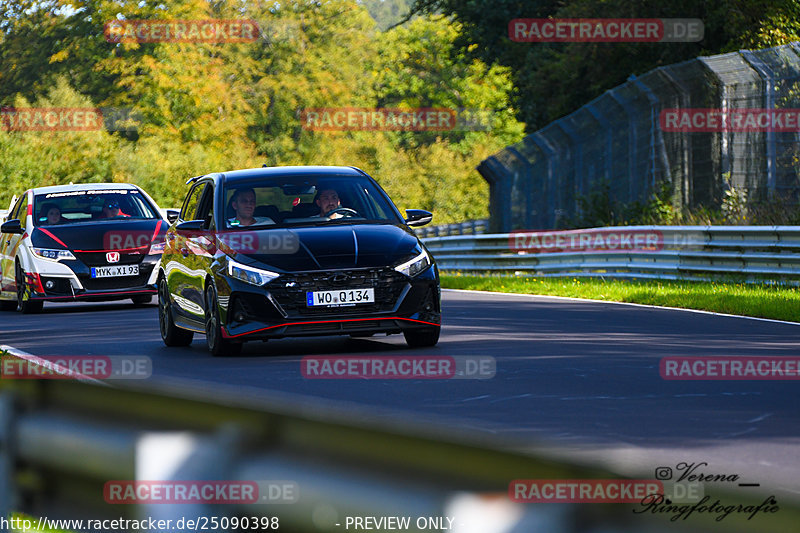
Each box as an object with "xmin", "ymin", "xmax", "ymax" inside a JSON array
[
  {"xmin": 90, "ymin": 265, "xmax": 139, "ymax": 278},
  {"xmin": 307, "ymin": 288, "xmax": 375, "ymax": 306}
]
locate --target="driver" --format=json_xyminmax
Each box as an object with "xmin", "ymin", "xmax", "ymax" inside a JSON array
[
  {"xmin": 314, "ymin": 188, "xmax": 345, "ymax": 219},
  {"xmin": 101, "ymin": 200, "xmax": 130, "ymax": 218}
]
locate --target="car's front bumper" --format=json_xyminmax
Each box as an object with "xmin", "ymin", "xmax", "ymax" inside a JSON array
[
  {"xmin": 218, "ymin": 266, "xmax": 440, "ymax": 341},
  {"xmin": 24, "ymin": 253, "xmax": 160, "ymax": 302}
]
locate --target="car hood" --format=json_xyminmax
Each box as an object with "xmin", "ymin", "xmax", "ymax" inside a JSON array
[
  {"xmin": 30, "ymin": 219, "xmax": 165, "ymax": 250},
  {"xmin": 231, "ymin": 223, "xmax": 422, "ymax": 271}
]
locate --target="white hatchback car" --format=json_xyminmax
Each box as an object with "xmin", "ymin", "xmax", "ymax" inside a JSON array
[{"xmin": 1, "ymin": 183, "xmax": 167, "ymax": 313}]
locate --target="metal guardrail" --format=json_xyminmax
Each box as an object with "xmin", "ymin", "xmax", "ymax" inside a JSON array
[
  {"xmin": 414, "ymin": 219, "xmax": 488, "ymax": 239},
  {"xmin": 3, "ymin": 347, "xmax": 798, "ymax": 532},
  {"xmin": 422, "ymin": 225, "xmax": 800, "ymax": 282}
]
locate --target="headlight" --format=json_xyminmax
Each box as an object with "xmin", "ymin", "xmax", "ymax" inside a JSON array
[
  {"xmin": 394, "ymin": 249, "xmax": 431, "ymax": 278},
  {"xmin": 227, "ymin": 259, "xmax": 279, "ymax": 286},
  {"xmin": 31, "ymin": 247, "xmax": 76, "ymax": 261}
]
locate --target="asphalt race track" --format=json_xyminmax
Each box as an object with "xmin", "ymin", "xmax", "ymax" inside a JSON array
[{"xmin": 2, "ymin": 289, "xmax": 800, "ymax": 501}]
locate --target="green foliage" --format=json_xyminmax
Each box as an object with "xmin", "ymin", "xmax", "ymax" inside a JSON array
[
  {"xmin": 567, "ymin": 180, "xmax": 679, "ymax": 228},
  {"xmin": 566, "ymin": 177, "xmax": 800, "ymax": 228},
  {"xmin": 407, "ymin": 0, "xmax": 800, "ymax": 131},
  {"xmin": 0, "ymin": 0, "xmax": 525, "ymax": 222},
  {"xmin": 361, "ymin": 0, "xmax": 416, "ymax": 30}
]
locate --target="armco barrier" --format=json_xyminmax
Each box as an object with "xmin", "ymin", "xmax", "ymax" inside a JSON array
[
  {"xmin": 2, "ymin": 347, "xmax": 799, "ymax": 531},
  {"xmin": 414, "ymin": 218, "xmax": 488, "ymax": 238},
  {"xmin": 422, "ymin": 225, "xmax": 800, "ymax": 281}
]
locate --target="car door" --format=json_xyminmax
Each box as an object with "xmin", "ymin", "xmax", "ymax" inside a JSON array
[
  {"xmin": 190, "ymin": 183, "xmax": 217, "ymax": 314},
  {"xmin": 0, "ymin": 194, "xmax": 27, "ymax": 298},
  {"xmin": 165, "ymin": 182, "xmax": 209, "ymax": 322}
]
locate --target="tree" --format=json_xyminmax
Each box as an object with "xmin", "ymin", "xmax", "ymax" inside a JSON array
[{"xmin": 406, "ymin": 0, "xmax": 800, "ymax": 130}]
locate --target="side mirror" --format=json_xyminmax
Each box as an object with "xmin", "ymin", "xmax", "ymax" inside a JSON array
[
  {"xmin": 175, "ymin": 220, "xmax": 205, "ymax": 232},
  {"xmin": 1, "ymin": 219, "xmax": 23, "ymax": 235},
  {"xmin": 404, "ymin": 209, "xmax": 433, "ymax": 227},
  {"xmin": 166, "ymin": 209, "xmax": 180, "ymax": 224}
]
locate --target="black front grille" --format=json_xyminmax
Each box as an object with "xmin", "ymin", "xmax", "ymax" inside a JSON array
[
  {"xmin": 268, "ymin": 268, "xmax": 408, "ymax": 316},
  {"xmin": 78, "ymin": 264, "xmax": 154, "ymax": 291},
  {"xmin": 74, "ymin": 251, "xmax": 144, "ymax": 266}
]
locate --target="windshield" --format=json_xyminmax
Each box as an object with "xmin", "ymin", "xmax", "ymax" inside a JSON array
[
  {"xmin": 222, "ymin": 175, "xmax": 401, "ymax": 228},
  {"xmin": 33, "ymin": 188, "xmax": 159, "ymax": 226}
]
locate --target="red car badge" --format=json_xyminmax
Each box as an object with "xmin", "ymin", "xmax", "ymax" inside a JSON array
[{"xmin": 106, "ymin": 251, "xmax": 120, "ymax": 263}]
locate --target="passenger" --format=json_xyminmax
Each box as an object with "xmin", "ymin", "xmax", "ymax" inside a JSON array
[
  {"xmin": 40, "ymin": 203, "xmax": 67, "ymax": 225},
  {"xmin": 228, "ymin": 188, "xmax": 274, "ymax": 227}
]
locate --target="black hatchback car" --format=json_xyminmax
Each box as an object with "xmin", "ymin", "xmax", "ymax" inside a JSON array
[{"xmin": 158, "ymin": 166, "xmax": 440, "ymax": 356}]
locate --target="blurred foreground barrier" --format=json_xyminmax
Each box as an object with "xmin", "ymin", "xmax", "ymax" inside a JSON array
[
  {"xmin": 422, "ymin": 225, "xmax": 800, "ymax": 282},
  {"xmin": 0, "ymin": 353, "xmax": 798, "ymax": 533}
]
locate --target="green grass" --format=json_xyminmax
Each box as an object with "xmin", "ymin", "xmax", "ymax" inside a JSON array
[{"xmin": 440, "ymin": 274, "xmax": 800, "ymax": 322}]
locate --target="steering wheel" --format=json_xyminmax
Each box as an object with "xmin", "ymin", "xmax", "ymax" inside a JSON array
[{"xmin": 326, "ymin": 207, "xmax": 360, "ymax": 218}]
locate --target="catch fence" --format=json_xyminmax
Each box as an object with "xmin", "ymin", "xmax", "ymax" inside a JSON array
[{"xmin": 479, "ymin": 42, "xmax": 800, "ymax": 232}]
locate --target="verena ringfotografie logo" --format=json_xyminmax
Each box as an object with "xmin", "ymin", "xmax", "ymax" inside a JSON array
[
  {"xmin": 301, "ymin": 355, "xmax": 495, "ymax": 379},
  {"xmin": 509, "ymin": 18, "xmax": 703, "ymax": 42},
  {"xmin": 299, "ymin": 108, "xmax": 493, "ymax": 132},
  {"xmin": 104, "ymin": 19, "xmax": 260, "ymax": 43},
  {"xmin": 661, "ymin": 357, "xmax": 800, "ymax": 380},
  {"xmin": 661, "ymin": 108, "xmax": 800, "ymax": 132},
  {"xmin": 510, "ymin": 229, "xmax": 663, "ymax": 253},
  {"xmin": 510, "ymin": 480, "xmax": 663, "ymax": 503},
  {"xmin": 0, "ymin": 355, "xmax": 151, "ymax": 380},
  {"xmin": 103, "ymin": 480, "xmax": 298, "ymax": 504}
]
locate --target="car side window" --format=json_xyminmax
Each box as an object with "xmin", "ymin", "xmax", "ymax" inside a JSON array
[
  {"xmin": 195, "ymin": 185, "xmax": 215, "ymax": 229},
  {"xmin": 180, "ymin": 183, "xmax": 206, "ymax": 221},
  {"xmin": 11, "ymin": 195, "xmax": 26, "ymax": 220}
]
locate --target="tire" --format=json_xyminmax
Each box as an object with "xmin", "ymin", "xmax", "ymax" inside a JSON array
[
  {"xmin": 205, "ymin": 284, "xmax": 242, "ymax": 357},
  {"xmin": 403, "ymin": 326, "xmax": 440, "ymax": 348},
  {"xmin": 15, "ymin": 263, "xmax": 43, "ymax": 314},
  {"xmin": 158, "ymin": 276, "xmax": 193, "ymax": 347},
  {"xmin": 131, "ymin": 295, "xmax": 153, "ymax": 306}
]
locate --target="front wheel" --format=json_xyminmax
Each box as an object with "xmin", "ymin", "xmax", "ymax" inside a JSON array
[
  {"xmin": 205, "ymin": 284, "xmax": 242, "ymax": 357},
  {"xmin": 403, "ymin": 326, "xmax": 440, "ymax": 348},
  {"xmin": 158, "ymin": 277, "xmax": 193, "ymax": 346},
  {"xmin": 15, "ymin": 263, "xmax": 43, "ymax": 314}
]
